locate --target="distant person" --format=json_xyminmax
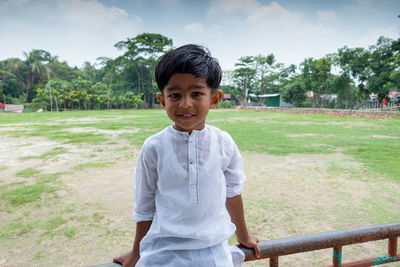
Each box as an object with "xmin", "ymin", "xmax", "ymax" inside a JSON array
[{"xmin": 113, "ymin": 44, "xmax": 260, "ymax": 266}]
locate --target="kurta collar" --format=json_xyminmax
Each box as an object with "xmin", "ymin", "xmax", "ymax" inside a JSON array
[{"xmin": 168, "ymin": 125, "xmax": 208, "ymax": 138}]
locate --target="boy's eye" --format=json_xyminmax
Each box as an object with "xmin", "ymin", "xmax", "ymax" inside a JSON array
[
  {"xmin": 168, "ymin": 94, "xmax": 180, "ymax": 99},
  {"xmin": 192, "ymin": 92, "xmax": 203, "ymax": 97}
]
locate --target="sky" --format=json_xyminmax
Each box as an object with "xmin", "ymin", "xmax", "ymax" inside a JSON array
[{"xmin": 0, "ymin": 0, "xmax": 399, "ymax": 70}]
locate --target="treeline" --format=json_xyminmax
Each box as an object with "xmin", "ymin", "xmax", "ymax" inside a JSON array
[
  {"xmin": 222, "ymin": 36, "xmax": 399, "ymax": 108},
  {"xmin": 0, "ymin": 33, "xmax": 399, "ymax": 110},
  {"xmin": 0, "ymin": 33, "xmax": 172, "ymax": 111}
]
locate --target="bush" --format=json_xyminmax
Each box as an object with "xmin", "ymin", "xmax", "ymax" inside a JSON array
[
  {"xmin": 219, "ymin": 100, "xmax": 232, "ymax": 108},
  {"xmin": 299, "ymin": 99, "xmax": 312, "ymax": 108}
]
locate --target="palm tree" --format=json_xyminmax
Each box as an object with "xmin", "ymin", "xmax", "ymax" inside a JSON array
[
  {"xmin": 35, "ymin": 88, "xmax": 48, "ymax": 110},
  {"xmin": 21, "ymin": 50, "xmax": 51, "ymax": 102},
  {"xmin": 44, "ymin": 66, "xmax": 53, "ymax": 111}
]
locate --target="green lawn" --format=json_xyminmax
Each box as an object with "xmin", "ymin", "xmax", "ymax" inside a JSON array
[{"xmin": 2, "ymin": 109, "xmax": 398, "ymax": 180}]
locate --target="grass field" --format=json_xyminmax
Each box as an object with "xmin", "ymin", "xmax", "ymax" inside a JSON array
[{"xmin": 0, "ymin": 109, "xmax": 399, "ymax": 266}]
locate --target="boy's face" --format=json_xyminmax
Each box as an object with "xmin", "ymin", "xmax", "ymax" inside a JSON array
[{"xmin": 157, "ymin": 73, "xmax": 222, "ymax": 134}]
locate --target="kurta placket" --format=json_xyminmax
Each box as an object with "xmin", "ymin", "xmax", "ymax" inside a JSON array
[{"xmin": 188, "ymin": 131, "xmax": 199, "ymax": 204}]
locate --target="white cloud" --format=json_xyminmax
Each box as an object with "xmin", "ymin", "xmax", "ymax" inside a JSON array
[
  {"xmin": 205, "ymin": 0, "xmax": 339, "ymax": 68},
  {"xmin": 317, "ymin": 10, "xmax": 337, "ymax": 22},
  {"xmin": 183, "ymin": 22, "xmax": 205, "ymax": 33},
  {"xmin": 0, "ymin": 0, "xmax": 143, "ymax": 67},
  {"xmin": 248, "ymin": 1, "xmax": 298, "ymax": 23},
  {"xmin": 352, "ymin": 26, "xmax": 398, "ymax": 47},
  {"xmin": 58, "ymin": 0, "xmax": 141, "ymax": 40},
  {"xmin": 207, "ymin": 0, "xmax": 304, "ymax": 37}
]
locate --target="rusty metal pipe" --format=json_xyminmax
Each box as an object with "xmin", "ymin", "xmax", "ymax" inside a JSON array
[
  {"xmin": 269, "ymin": 256, "xmax": 279, "ymax": 267},
  {"xmin": 327, "ymin": 253, "xmax": 400, "ymax": 267},
  {"xmin": 332, "ymin": 246, "xmax": 342, "ymax": 267},
  {"xmin": 240, "ymin": 222, "xmax": 400, "ymax": 261},
  {"xmin": 388, "ymin": 237, "xmax": 398, "ymax": 257}
]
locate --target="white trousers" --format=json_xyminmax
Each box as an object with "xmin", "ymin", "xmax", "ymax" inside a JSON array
[{"xmin": 136, "ymin": 241, "xmax": 244, "ymax": 267}]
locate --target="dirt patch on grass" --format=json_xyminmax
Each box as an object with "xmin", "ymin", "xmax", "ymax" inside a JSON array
[
  {"xmin": 208, "ymin": 117, "xmax": 266, "ymax": 123},
  {"xmin": 65, "ymin": 127, "xmax": 139, "ymax": 137}
]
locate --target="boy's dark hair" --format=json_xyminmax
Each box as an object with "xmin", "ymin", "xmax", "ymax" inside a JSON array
[{"xmin": 155, "ymin": 44, "xmax": 222, "ymax": 93}]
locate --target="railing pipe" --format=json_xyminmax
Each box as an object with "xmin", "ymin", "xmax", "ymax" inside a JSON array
[{"xmin": 239, "ymin": 222, "xmax": 400, "ymax": 262}]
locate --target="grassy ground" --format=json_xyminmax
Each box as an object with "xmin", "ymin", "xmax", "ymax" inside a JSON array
[{"xmin": 0, "ymin": 109, "xmax": 399, "ymax": 266}]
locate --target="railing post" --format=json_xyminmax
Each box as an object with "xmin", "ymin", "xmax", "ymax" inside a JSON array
[
  {"xmin": 388, "ymin": 237, "xmax": 398, "ymax": 257},
  {"xmin": 269, "ymin": 256, "xmax": 279, "ymax": 267},
  {"xmin": 333, "ymin": 246, "xmax": 342, "ymax": 267}
]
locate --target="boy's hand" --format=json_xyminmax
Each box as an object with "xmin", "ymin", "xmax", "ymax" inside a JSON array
[
  {"xmin": 238, "ymin": 235, "xmax": 261, "ymax": 258},
  {"xmin": 113, "ymin": 249, "xmax": 139, "ymax": 267}
]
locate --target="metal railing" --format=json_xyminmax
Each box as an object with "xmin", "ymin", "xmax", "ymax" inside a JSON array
[
  {"xmin": 239, "ymin": 222, "xmax": 400, "ymax": 266},
  {"xmin": 93, "ymin": 222, "xmax": 400, "ymax": 267}
]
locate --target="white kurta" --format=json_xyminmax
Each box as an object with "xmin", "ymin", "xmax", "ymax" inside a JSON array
[{"xmin": 134, "ymin": 125, "xmax": 246, "ymax": 266}]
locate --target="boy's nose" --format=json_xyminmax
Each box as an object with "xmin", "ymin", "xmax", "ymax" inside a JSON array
[{"xmin": 179, "ymin": 95, "xmax": 193, "ymax": 108}]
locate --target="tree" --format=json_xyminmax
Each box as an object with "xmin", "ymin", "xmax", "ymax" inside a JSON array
[
  {"xmin": 329, "ymin": 74, "xmax": 354, "ymax": 109},
  {"xmin": 387, "ymin": 38, "xmax": 400, "ymax": 91},
  {"xmin": 367, "ymin": 37, "xmax": 398, "ymax": 101},
  {"xmin": 336, "ymin": 46, "xmax": 370, "ymax": 102},
  {"xmin": 132, "ymin": 93, "xmax": 144, "ymax": 109},
  {"xmin": 253, "ymin": 54, "xmax": 282, "ymax": 94},
  {"xmin": 0, "ymin": 61, "xmax": 22, "ymax": 103},
  {"xmin": 59, "ymin": 81, "xmax": 72, "ymax": 111},
  {"xmin": 232, "ymin": 56, "xmax": 257, "ymax": 106},
  {"xmin": 299, "ymin": 58, "xmax": 318, "ymax": 107},
  {"xmin": 115, "ymin": 33, "xmax": 172, "ymax": 108},
  {"xmin": 47, "ymin": 59, "xmax": 79, "ymax": 82},
  {"xmin": 46, "ymin": 78, "xmax": 66, "ymax": 111},
  {"xmin": 20, "ymin": 50, "xmax": 52, "ymax": 102},
  {"xmin": 96, "ymin": 57, "xmax": 119, "ymax": 110},
  {"xmin": 281, "ymin": 77, "xmax": 307, "ymax": 107},
  {"xmin": 115, "ymin": 33, "xmax": 173, "ymax": 58},
  {"xmin": 299, "ymin": 57, "xmax": 332, "ymax": 107},
  {"xmin": 72, "ymin": 76, "xmax": 92, "ymax": 110},
  {"xmin": 82, "ymin": 61, "xmax": 100, "ymax": 83},
  {"xmin": 33, "ymin": 88, "xmax": 48, "ymax": 109}
]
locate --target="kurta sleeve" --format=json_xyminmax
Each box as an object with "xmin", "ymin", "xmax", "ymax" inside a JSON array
[
  {"xmin": 134, "ymin": 141, "xmax": 158, "ymax": 222},
  {"xmin": 224, "ymin": 135, "xmax": 246, "ymax": 198}
]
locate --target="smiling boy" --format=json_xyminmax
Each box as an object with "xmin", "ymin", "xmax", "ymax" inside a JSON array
[{"xmin": 114, "ymin": 44, "xmax": 260, "ymax": 267}]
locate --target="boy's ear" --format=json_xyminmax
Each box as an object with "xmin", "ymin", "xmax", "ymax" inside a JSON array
[
  {"xmin": 210, "ymin": 90, "xmax": 223, "ymax": 109},
  {"xmin": 156, "ymin": 92, "xmax": 166, "ymax": 107}
]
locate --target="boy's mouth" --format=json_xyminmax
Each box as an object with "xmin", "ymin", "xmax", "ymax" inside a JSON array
[{"xmin": 178, "ymin": 114, "xmax": 195, "ymax": 118}]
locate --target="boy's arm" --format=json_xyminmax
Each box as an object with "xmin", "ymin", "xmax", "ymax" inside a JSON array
[
  {"xmin": 226, "ymin": 194, "xmax": 261, "ymax": 258},
  {"xmin": 113, "ymin": 220, "xmax": 152, "ymax": 267},
  {"xmin": 132, "ymin": 220, "xmax": 152, "ymax": 258}
]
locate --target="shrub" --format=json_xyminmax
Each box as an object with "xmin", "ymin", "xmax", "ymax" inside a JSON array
[{"xmin": 219, "ymin": 100, "xmax": 232, "ymax": 108}]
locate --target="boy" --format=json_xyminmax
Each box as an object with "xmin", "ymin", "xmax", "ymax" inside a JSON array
[{"xmin": 114, "ymin": 44, "xmax": 260, "ymax": 266}]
